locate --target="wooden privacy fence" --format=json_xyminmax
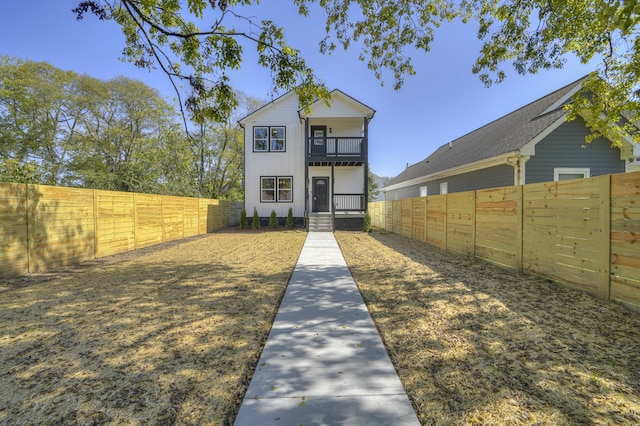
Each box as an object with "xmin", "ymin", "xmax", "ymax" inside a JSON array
[
  {"xmin": 0, "ymin": 183, "xmax": 242, "ymax": 275},
  {"xmin": 370, "ymin": 171, "xmax": 640, "ymax": 310}
]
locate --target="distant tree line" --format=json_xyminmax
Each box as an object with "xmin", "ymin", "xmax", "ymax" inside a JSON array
[{"xmin": 0, "ymin": 55, "xmax": 260, "ymax": 199}]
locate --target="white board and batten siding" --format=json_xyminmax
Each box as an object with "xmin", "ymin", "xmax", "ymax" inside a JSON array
[
  {"xmin": 242, "ymin": 92, "xmax": 305, "ymax": 218},
  {"xmin": 308, "ymin": 166, "xmax": 365, "ymax": 202}
]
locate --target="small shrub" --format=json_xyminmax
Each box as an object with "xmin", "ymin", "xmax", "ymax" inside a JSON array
[
  {"xmin": 363, "ymin": 211, "xmax": 372, "ymax": 233},
  {"xmin": 239, "ymin": 208, "xmax": 248, "ymax": 229},
  {"xmin": 252, "ymin": 207, "xmax": 261, "ymax": 230},
  {"xmin": 286, "ymin": 207, "xmax": 294, "ymax": 229},
  {"xmin": 269, "ymin": 210, "xmax": 279, "ymax": 229}
]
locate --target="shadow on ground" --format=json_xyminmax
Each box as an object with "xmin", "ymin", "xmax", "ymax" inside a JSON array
[{"xmin": 336, "ymin": 230, "xmax": 640, "ymax": 425}]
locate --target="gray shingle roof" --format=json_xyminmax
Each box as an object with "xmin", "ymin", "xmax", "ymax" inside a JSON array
[{"xmin": 386, "ymin": 77, "xmax": 587, "ymax": 187}]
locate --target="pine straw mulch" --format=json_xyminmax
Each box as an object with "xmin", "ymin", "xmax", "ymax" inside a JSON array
[
  {"xmin": 335, "ymin": 230, "xmax": 640, "ymax": 425},
  {"xmin": 0, "ymin": 230, "xmax": 307, "ymax": 426}
]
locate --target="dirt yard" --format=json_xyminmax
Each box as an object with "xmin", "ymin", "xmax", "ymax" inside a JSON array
[
  {"xmin": 0, "ymin": 230, "xmax": 306, "ymax": 426},
  {"xmin": 335, "ymin": 230, "xmax": 640, "ymax": 425},
  {"xmin": 2, "ymin": 229, "xmax": 640, "ymax": 425}
]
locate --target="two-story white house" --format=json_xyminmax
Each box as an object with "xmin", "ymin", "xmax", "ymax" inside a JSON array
[{"xmin": 239, "ymin": 89, "xmax": 375, "ymax": 231}]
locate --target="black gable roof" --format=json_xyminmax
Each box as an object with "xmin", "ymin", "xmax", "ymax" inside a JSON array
[{"xmin": 386, "ymin": 76, "xmax": 587, "ymax": 187}]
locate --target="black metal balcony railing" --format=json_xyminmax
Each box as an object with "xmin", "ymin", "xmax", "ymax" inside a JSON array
[
  {"xmin": 333, "ymin": 193, "xmax": 366, "ymax": 212},
  {"xmin": 308, "ymin": 137, "xmax": 364, "ymax": 158}
]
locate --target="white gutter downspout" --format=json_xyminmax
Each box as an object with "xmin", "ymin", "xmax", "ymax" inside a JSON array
[{"xmin": 506, "ymin": 154, "xmax": 530, "ymax": 186}]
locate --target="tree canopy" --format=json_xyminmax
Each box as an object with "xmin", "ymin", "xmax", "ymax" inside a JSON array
[
  {"xmin": 74, "ymin": 0, "xmax": 639, "ymax": 145},
  {"xmin": 0, "ymin": 56, "xmax": 252, "ymax": 198}
]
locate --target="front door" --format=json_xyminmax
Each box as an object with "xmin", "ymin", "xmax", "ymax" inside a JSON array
[{"xmin": 312, "ymin": 177, "xmax": 329, "ymax": 212}]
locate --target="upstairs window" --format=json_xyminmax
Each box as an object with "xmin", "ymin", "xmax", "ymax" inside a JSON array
[{"xmin": 254, "ymin": 126, "xmax": 286, "ymax": 152}]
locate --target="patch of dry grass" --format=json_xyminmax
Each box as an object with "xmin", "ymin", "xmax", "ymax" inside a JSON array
[
  {"xmin": 0, "ymin": 230, "xmax": 306, "ymax": 426},
  {"xmin": 336, "ymin": 230, "xmax": 640, "ymax": 425}
]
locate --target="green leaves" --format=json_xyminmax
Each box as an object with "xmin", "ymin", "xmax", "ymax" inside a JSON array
[{"xmin": 72, "ymin": 1, "xmax": 638, "ymax": 148}]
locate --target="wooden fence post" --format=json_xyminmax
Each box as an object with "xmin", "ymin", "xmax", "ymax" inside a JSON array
[
  {"xmin": 26, "ymin": 184, "xmax": 36, "ymax": 273},
  {"xmin": 516, "ymin": 185, "xmax": 524, "ymax": 273},
  {"xmin": 598, "ymin": 174, "xmax": 612, "ymax": 300},
  {"xmin": 471, "ymin": 191, "xmax": 476, "ymax": 258}
]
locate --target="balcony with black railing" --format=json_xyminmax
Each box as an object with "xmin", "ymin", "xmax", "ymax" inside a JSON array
[{"xmin": 307, "ymin": 137, "xmax": 365, "ymax": 165}]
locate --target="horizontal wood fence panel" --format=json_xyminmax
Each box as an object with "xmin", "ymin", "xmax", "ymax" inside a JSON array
[
  {"xmin": 412, "ymin": 198, "xmax": 426, "ymax": 242},
  {"xmin": 0, "ymin": 182, "xmax": 242, "ymax": 276},
  {"xmin": 0, "ymin": 183, "xmax": 28, "ymax": 275},
  {"xmin": 523, "ymin": 177, "xmax": 607, "ymax": 296},
  {"xmin": 400, "ymin": 199, "xmax": 412, "ymax": 238},
  {"xmin": 96, "ymin": 190, "xmax": 135, "ymax": 258},
  {"xmin": 371, "ymin": 171, "xmax": 640, "ymax": 311},
  {"xmin": 27, "ymin": 185, "xmax": 95, "ymax": 272},
  {"xmin": 446, "ymin": 192, "xmax": 475, "ymax": 256},
  {"xmin": 162, "ymin": 196, "xmax": 184, "ymax": 242},
  {"xmin": 184, "ymin": 198, "xmax": 199, "ymax": 237},
  {"xmin": 385, "ymin": 201, "xmax": 393, "ymax": 231},
  {"xmin": 610, "ymin": 172, "xmax": 640, "ymax": 309},
  {"xmin": 426, "ymin": 195, "xmax": 446, "ymax": 249},
  {"xmin": 135, "ymin": 194, "xmax": 163, "ymax": 249}
]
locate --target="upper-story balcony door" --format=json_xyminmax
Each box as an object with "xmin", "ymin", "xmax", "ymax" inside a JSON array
[{"xmin": 311, "ymin": 125, "xmax": 327, "ymax": 155}]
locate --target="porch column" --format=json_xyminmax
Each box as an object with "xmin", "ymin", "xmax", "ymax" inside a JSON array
[
  {"xmin": 364, "ymin": 117, "xmax": 369, "ymax": 212},
  {"xmin": 331, "ymin": 161, "xmax": 335, "ymax": 226},
  {"xmin": 304, "ymin": 118, "xmax": 309, "ymax": 219}
]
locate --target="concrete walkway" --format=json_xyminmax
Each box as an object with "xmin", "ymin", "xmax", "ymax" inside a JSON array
[{"xmin": 234, "ymin": 232, "xmax": 420, "ymax": 426}]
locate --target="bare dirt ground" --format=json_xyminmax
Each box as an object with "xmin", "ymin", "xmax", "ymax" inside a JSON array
[
  {"xmin": 3, "ymin": 229, "xmax": 640, "ymax": 425},
  {"xmin": 335, "ymin": 230, "xmax": 640, "ymax": 425},
  {"xmin": 0, "ymin": 230, "xmax": 306, "ymax": 426}
]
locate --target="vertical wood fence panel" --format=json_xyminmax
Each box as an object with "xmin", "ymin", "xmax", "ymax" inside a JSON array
[
  {"xmin": 610, "ymin": 172, "xmax": 640, "ymax": 309},
  {"xmin": 96, "ymin": 190, "xmax": 135, "ymax": 258},
  {"xmin": 475, "ymin": 186, "xmax": 521, "ymax": 269},
  {"xmin": 27, "ymin": 185, "xmax": 95, "ymax": 272},
  {"xmin": 0, "ymin": 183, "xmax": 28, "ymax": 275},
  {"xmin": 0, "ymin": 182, "xmax": 242, "ymax": 276},
  {"xmin": 371, "ymin": 171, "xmax": 640, "ymax": 310}
]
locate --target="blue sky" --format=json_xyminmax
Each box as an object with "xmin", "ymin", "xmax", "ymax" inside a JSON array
[{"xmin": 0, "ymin": 1, "xmax": 595, "ymax": 177}]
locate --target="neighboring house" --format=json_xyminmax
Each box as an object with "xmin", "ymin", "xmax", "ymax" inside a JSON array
[
  {"xmin": 239, "ymin": 89, "xmax": 375, "ymax": 230},
  {"xmin": 382, "ymin": 77, "xmax": 640, "ymax": 200}
]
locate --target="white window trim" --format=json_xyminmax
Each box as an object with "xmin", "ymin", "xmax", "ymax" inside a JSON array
[
  {"xmin": 553, "ymin": 167, "xmax": 590, "ymax": 181},
  {"xmin": 419, "ymin": 186, "xmax": 428, "ymax": 197},
  {"xmin": 253, "ymin": 126, "xmax": 286, "ymax": 152},
  {"xmin": 260, "ymin": 177, "xmax": 276, "ymax": 202},
  {"xmin": 261, "ymin": 176, "xmax": 293, "ymax": 202},
  {"xmin": 440, "ymin": 182, "xmax": 448, "ymax": 194}
]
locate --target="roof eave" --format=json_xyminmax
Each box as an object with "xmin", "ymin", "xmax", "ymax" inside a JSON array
[{"xmin": 381, "ymin": 152, "xmax": 518, "ymax": 192}]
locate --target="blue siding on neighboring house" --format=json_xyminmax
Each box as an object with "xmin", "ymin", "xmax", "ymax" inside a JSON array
[
  {"xmin": 384, "ymin": 164, "xmax": 514, "ymax": 199},
  {"xmin": 525, "ymin": 118, "xmax": 625, "ymax": 184}
]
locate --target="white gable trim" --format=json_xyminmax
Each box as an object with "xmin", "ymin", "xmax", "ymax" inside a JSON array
[
  {"xmin": 298, "ymin": 89, "xmax": 375, "ymax": 119},
  {"xmin": 540, "ymin": 81, "xmax": 584, "ymax": 115},
  {"xmin": 238, "ymin": 90, "xmax": 298, "ymax": 126}
]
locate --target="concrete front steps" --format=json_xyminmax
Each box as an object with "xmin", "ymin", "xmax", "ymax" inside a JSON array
[{"xmin": 307, "ymin": 213, "xmax": 333, "ymax": 232}]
